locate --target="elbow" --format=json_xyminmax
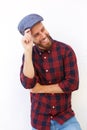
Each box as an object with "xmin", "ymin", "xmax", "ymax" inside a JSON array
[
  {"xmin": 20, "ymin": 73, "xmax": 37, "ymax": 89},
  {"xmin": 20, "ymin": 76, "xmax": 30, "ymax": 89},
  {"xmin": 20, "ymin": 74, "xmax": 31, "ymax": 89},
  {"xmin": 59, "ymin": 78, "xmax": 79, "ymax": 93},
  {"xmin": 70, "ymin": 78, "xmax": 79, "ymax": 92},
  {"xmin": 73, "ymin": 79, "xmax": 79, "ymax": 91}
]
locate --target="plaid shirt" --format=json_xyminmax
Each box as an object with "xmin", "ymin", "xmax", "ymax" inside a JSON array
[{"xmin": 20, "ymin": 39, "xmax": 79, "ymax": 130}]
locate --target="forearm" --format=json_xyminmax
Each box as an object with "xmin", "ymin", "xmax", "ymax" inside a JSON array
[
  {"xmin": 46, "ymin": 84, "xmax": 64, "ymax": 93},
  {"xmin": 31, "ymin": 83, "xmax": 64, "ymax": 93},
  {"xmin": 23, "ymin": 49, "xmax": 35, "ymax": 78},
  {"xmin": 21, "ymin": 29, "xmax": 35, "ymax": 78}
]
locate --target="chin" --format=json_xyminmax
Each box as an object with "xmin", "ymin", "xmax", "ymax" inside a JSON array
[{"xmin": 40, "ymin": 42, "xmax": 52, "ymax": 50}]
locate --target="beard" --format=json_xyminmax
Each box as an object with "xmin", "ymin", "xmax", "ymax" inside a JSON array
[{"xmin": 34, "ymin": 34, "xmax": 52, "ymax": 50}]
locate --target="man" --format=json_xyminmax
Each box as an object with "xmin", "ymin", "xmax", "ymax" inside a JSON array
[{"xmin": 18, "ymin": 14, "xmax": 82, "ymax": 130}]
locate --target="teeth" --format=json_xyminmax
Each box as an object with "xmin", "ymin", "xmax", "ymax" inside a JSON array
[{"xmin": 41, "ymin": 38, "xmax": 47, "ymax": 42}]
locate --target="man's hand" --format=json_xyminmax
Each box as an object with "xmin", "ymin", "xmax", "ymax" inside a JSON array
[
  {"xmin": 22, "ymin": 29, "xmax": 33, "ymax": 51},
  {"xmin": 30, "ymin": 83, "xmax": 45, "ymax": 93}
]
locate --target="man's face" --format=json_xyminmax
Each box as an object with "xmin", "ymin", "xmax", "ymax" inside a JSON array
[{"xmin": 31, "ymin": 22, "xmax": 52, "ymax": 50}]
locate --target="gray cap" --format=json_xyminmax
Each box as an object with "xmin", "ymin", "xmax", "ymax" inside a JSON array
[{"xmin": 18, "ymin": 14, "xmax": 43, "ymax": 35}]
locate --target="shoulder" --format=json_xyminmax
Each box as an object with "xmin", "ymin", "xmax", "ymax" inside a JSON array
[
  {"xmin": 52, "ymin": 39, "xmax": 77, "ymax": 58},
  {"xmin": 53, "ymin": 39, "xmax": 75, "ymax": 52}
]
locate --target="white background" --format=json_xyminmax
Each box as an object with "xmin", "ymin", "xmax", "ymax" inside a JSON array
[{"xmin": 0, "ymin": 0, "xmax": 87, "ymax": 130}]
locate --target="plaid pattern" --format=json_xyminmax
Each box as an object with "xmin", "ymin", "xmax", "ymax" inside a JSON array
[{"xmin": 20, "ymin": 39, "xmax": 79, "ymax": 130}]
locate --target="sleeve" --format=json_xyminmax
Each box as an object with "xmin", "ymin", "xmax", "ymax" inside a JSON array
[
  {"xmin": 20, "ymin": 54, "xmax": 39, "ymax": 89},
  {"xmin": 59, "ymin": 46, "xmax": 79, "ymax": 93}
]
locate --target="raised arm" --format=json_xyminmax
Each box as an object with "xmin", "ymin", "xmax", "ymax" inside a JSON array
[
  {"xmin": 22, "ymin": 29, "xmax": 34, "ymax": 78},
  {"xmin": 20, "ymin": 29, "xmax": 38, "ymax": 89}
]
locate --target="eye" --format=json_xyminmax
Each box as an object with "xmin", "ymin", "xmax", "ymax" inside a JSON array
[{"xmin": 33, "ymin": 32, "xmax": 39, "ymax": 38}]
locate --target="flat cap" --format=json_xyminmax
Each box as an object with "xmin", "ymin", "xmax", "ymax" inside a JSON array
[{"xmin": 18, "ymin": 14, "xmax": 43, "ymax": 35}]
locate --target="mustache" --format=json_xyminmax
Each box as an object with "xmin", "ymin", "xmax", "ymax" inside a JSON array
[
  {"xmin": 33, "ymin": 34, "xmax": 52, "ymax": 45},
  {"xmin": 40, "ymin": 34, "xmax": 51, "ymax": 42}
]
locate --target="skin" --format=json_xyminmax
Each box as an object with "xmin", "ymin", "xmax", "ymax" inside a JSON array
[{"xmin": 22, "ymin": 22, "xmax": 64, "ymax": 93}]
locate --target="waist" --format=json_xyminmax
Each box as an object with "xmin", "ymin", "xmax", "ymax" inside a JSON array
[{"xmin": 30, "ymin": 93, "xmax": 72, "ymax": 115}]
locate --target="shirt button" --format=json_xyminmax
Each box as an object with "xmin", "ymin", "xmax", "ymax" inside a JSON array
[
  {"xmin": 50, "ymin": 116, "xmax": 53, "ymax": 119},
  {"xmin": 45, "ymin": 69, "xmax": 48, "ymax": 72},
  {"xmin": 44, "ymin": 56, "xmax": 47, "ymax": 59},
  {"xmin": 48, "ymin": 50, "xmax": 50, "ymax": 53},
  {"xmin": 49, "ymin": 81, "xmax": 51, "ymax": 84},
  {"xmin": 52, "ymin": 106, "xmax": 55, "ymax": 109},
  {"xmin": 39, "ymin": 52, "xmax": 42, "ymax": 55}
]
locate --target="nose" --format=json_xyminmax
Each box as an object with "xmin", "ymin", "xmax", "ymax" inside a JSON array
[{"xmin": 40, "ymin": 32, "xmax": 46, "ymax": 39}]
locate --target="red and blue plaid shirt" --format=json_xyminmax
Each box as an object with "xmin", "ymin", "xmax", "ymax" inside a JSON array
[{"xmin": 20, "ymin": 39, "xmax": 79, "ymax": 130}]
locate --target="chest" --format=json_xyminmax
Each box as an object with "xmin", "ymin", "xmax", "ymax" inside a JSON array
[{"xmin": 33, "ymin": 50, "xmax": 65, "ymax": 83}]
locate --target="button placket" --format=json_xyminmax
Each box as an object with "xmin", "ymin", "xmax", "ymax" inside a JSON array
[{"xmin": 42, "ymin": 54, "xmax": 49, "ymax": 73}]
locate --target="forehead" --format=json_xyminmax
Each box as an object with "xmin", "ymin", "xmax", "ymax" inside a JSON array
[{"xmin": 31, "ymin": 22, "xmax": 44, "ymax": 34}]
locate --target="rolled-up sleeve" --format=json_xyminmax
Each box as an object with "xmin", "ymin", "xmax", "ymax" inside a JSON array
[
  {"xmin": 59, "ymin": 46, "xmax": 79, "ymax": 93},
  {"xmin": 20, "ymin": 55, "xmax": 38, "ymax": 89}
]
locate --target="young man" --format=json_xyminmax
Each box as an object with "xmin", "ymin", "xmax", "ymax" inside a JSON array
[{"xmin": 18, "ymin": 14, "xmax": 82, "ymax": 130}]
